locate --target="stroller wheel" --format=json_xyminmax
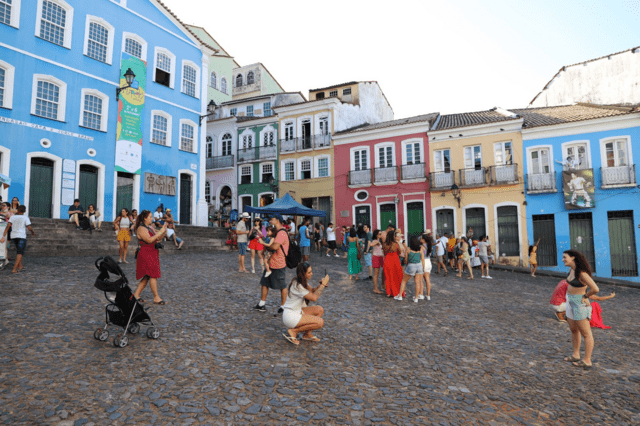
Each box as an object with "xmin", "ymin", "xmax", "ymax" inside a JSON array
[
  {"xmin": 128, "ymin": 323, "xmax": 140, "ymax": 334},
  {"xmin": 94, "ymin": 328, "xmax": 109, "ymax": 341},
  {"xmin": 113, "ymin": 334, "xmax": 128, "ymax": 348},
  {"xmin": 146, "ymin": 327, "xmax": 160, "ymax": 339}
]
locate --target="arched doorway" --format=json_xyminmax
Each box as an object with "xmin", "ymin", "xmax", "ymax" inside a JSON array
[
  {"xmin": 29, "ymin": 158, "xmax": 54, "ymax": 218},
  {"xmin": 79, "ymin": 165, "xmax": 98, "ymax": 209},
  {"xmin": 219, "ymin": 185, "xmax": 232, "ymax": 216}
]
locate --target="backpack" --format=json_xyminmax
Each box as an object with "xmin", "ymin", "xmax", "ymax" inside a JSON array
[
  {"xmin": 79, "ymin": 215, "xmax": 92, "ymax": 233},
  {"xmin": 278, "ymin": 229, "xmax": 302, "ymax": 269},
  {"xmin": 453, "ymin": 244, "xmax": 463, "ymax": 259}
]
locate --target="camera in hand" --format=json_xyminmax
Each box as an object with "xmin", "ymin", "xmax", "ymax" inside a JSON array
[{"xmin": 155, "ymin": 242, "xmax": 164, "ymax": 250}]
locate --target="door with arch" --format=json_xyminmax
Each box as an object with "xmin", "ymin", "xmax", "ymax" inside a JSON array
[
  {"xmin": 79, "ymin": 165, "xmax": 98, "ymax": 210},
  {"xmin": 379, "ymin": 203, "xmax": 396, "ymax": 229},
  {"xmin": 406, "ymin": 202, "xmax": 424, "ymax": 237},
  {"xmin": 180, "ymin": 174, "xmax": 192, "ymax": 225},
  {"xmin": 29, "ymin": 158, "xmax": 54, "ymax": 218},
  {"xmin": 436, "ymin": 209, "xmax": 454, "ymax": 237}
]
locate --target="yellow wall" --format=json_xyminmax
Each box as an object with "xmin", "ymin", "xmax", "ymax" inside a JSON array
[
  {"xmin": 309, "ymin": 83, "xmax": 359, "ymax": 105},
  {"xmin": 430, "ymin": 131, "xmax": 529, "ymax": 266}
]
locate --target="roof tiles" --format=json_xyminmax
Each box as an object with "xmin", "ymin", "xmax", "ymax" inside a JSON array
[
  {"xmin": 335, "ymin": 113, "xmax": 439, "ymax": 135},
  {"xmin": 510, "ymin": 104, "xmax": 638, "ymax": 128},
  {"xmin": 434, "ymin": 109, "xmax": 520, "ymax": 131}
]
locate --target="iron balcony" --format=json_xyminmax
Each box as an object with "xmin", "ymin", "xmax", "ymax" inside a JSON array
[
  {"xmin": 374, "ymin": 166, "xmax": 398, "ymax": 184},
  {"xmin": 206, "ymin": 155, "xmax": 234, "ymax": 170},
  {"xmin": 458, "ymin": 167, "xmax": 488, "ymax": 187},
  {"xmin": 278, "ymin": 134, "xmax": 332, "ymax": 153},
  {"xmin": 401, "ymin": 163, "xmax": 426, "ymax": 180},
  {"xmin": 600, "ymin": 165, "xmax": 636, "ymax": 187},
  {"xmin": 349, "ymin": 169, "xmax": 372, "ymax": 186},
  {"xmin": 429, "ymin": 171, "xmax": 455, "ymax": 190},
  {"xmin": 525, "ymin": 172, "xmax": 557, "ymax": 193},
  {"xmin": 237, "ymin": 145, "xmax": 277, "ymax": 163},
  {"xmin": 489, "ymin": 164, "xmax": 519, "ymax": 185}
]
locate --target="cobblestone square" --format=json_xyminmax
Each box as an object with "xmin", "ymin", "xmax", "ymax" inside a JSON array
[{"xmin": 1, "ymin": 251, "xmax": 639, "ymax": 425}]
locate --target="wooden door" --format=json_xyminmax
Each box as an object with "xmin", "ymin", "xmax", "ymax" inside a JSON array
[
  {"xmin": 608, "ymin": 211, "xmax": 638, "ymax": 276},
  {"xmin": 115, "ymin": 172, "xmax": 134, "ymax": 214},
  {"xmin": 436, "ymin": 209, "xmax": 454, "ymax": 237},
  {"xmin": 180, "ymin": 174, "xmax": 192, "ymax": 225},
  {"xmin": 406, "ymin": 202, "xmax": 424, "ymax": 237},
  {"xmin": 532, "ymin": 214, "xmax": 557, "ymax": 266},
  {"xmin": 379, "ymin": 203, "xmax": 396, "ymax": 229},
  {"xmin": 569, "ymin": 212, "xmax": 596, "ymax": 272},
  {"xmin": 29, "ymin": 158, "xmax": 54, "ymax": 218},
  {"xmin": 79, "ymin": 165, "xmax": 98, "ymax": 209}
]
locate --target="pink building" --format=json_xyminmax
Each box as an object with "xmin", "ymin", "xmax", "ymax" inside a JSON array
[{"xmin": 332, "ymin": 114, "xmax": 439, "ymax": 236}]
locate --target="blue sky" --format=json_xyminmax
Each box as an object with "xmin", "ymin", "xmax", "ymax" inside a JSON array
[{"xmin": 163, "ymin": 0, "xmax": 640, "ymax": 118}]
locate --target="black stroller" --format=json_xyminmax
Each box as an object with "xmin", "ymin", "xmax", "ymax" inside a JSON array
[{"xmin": 93, "ymin": 256, "xmax": 160, "ymax": 348}]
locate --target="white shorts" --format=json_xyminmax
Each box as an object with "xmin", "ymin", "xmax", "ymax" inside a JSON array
[
  {"xmin": 550, "ymin": 303, "xmax": 566, "ymax": 312},
  {"xmin": 423, "ymin": 259, "xmax": 432, "ymax": 273},
  {"xmin": 166, "ymin": 228, "xmax": 175, "ymax": 238},
  {"xmin": 283, "ymin": 309, "xmax": 302, "ymax": 329}
]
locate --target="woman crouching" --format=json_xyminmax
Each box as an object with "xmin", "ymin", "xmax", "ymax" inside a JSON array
[{"xmin": 282, "ymin": 262, "xmax": 330, "ymax": 345}]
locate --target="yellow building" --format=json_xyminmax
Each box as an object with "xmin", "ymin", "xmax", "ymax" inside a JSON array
[
  {"xmin": 273, "ymin": 82, "xmax": 394, "ymax": 225},
  {"xmin": 428, "ymin": 109, "xmax": 529, "ymax": 266}
]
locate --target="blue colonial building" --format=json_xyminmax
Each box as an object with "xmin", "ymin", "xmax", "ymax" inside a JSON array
[
  {"xmin": 0, "ymin": 0, "xmax": 213, "ymax": 224},
  {"xmin": 514, "ymin": 104, "xmax": 640, "ymax": 282}
]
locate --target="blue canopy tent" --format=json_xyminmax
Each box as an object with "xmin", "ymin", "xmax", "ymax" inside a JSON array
[{"xmin": 244, "ymin": 193, "xmax": 326, "ymax": 217}]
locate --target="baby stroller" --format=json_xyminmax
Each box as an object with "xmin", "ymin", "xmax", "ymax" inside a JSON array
[{"xmin": 93, "ymin": 256, "xmax": 160, "ymax": 348}]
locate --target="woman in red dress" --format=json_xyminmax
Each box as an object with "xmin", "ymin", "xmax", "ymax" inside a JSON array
[
  {"xmin": 132, "ymin": 210, "xmax": 167, "ymax": 305},
  {"xmin": 382, "ymin": 230, "xmax": 403, "ymax": 298},
  {"xmin": 248, "ymin": 218, "xmax": 265, "ymax": 274}
]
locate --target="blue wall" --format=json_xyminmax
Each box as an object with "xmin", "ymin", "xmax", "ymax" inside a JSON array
[
  {"xmin": 0, "ymin": 0, "xmax": 204, "ymax": 222},
  {"xmin": 524, "ymin": 125, "xmax": 640, "ymax": 282}
]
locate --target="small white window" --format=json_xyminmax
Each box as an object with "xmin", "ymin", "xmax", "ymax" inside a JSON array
[
  {"xmin": 562, "ymin": 142, "xmax": 590, "ymax": 169},
  {"xmin": 283, "ymin": 161, "xmax": 295, "ymax": 181},
  {"xmin": 329, "ymin": 90, "xmax": 338, "ymax": 97},
  {"xmin": 247, "ymin": 71, "xmax": 254, "ymax": 85},
  {"xmin": 0, "ymin": 60, "xmax": 15, "ymax": 109},
  {"xmin": 206, "ymin": 136, "xmax": 213, "ymax": 158},
  {"xmin": 79, "ymin": 89, "xmax": 109, "ymax": 132},
  {"xmin": 31, "ymin": 74, "xmax": 67, "ymax": 121},
  {"xmin": 376, "ymin": 144, "xmax": 394, "ymax": 168},
  {"xmin": 316, "ymin": 156, "xmax": 330, "ymax": 178},
  {"xmin": 404, "ymin": 141, "xmax": 422, "ymax": 165},
  {"xmin": 1, "ymin": 0, "xmax": 21, "ymax": 28},
  {"xmin": 263, "ymin": 131, "xmax": 274, "ymax": 146},
  {"xmin": 603, "ymin": 138, "xmax": 630, "ymax": 168},
  {"xmin": 463, "ymin": 145, "xmax": 482, "ymax": 170},
  {"xmin": 150, "ymin": 111, "xmax": 172, "ymax": 146},
  {"xmin": 229, "ymin": 108, "xmax": 237, "ymax": 116},
  {"xmin": 494, "ymin": 141, "xmax": 513, "ymax": 166},
  {"xmin": 261, "ymin": 163, "xmax": 274, "ymax": 183},
  {"xmin": 210, "ymin": 71, "xmax": 217, "ymax": 88},
  {"xmin": 352, "ymin": 148, "xmax": 368, "ymax": 171},
  {"xmin": 343, "ymin": 88, "xmax": 351, "ymax": 96},
  {"xmin": 181, "ymin": 61, "xmax": 200, "ymax": 98},
  {"xmin": 83, "ymin": 16, "xmax": 114, "ymax": 64},
  {"xmin": 122, "ymin": 32, "xmax": 147, "ymax": 62},
  {"xmin": 180, "ymin": 120, "xmax": 196, "ymax": 153},
  {"xmin": 434, "ymin": 149, "xmax": 451, "ymax": 173},
  {"xmin": 36, "ymin": 0, "xmax": 73, "ymax": 49},
  {"xmin": 300, "ymin": 159, "xmax": 312, "ymax": 180},
  {"xmin": 154, "ymin": 47, "xmax": 176, "ymax": 89},
  {"xmin": 529, "ymin": 148, "xmax": 551, "ymax": 174},
  {"xmin": 240, "ymin": 165, "xmax": 252, "ymax": 184},
  {"xmin": 235, "ymin": 74, "xmax": 243, "ymax": 87},
  {"xmin": 263, "ymin": 102, "xmax": 272, "ymax": 117},
  {"xmin": 242, "ymin": 133, "xmax": 253, "ymax": 149},
  {"xmin": 319, "ymin": 117, "xmax": 329, "ymax": 135},
  {"xmin": 221, "ymin": 77, "xmax": 227, "ymax": 94},
  {"xmin": 221, "ymin": 133, "xmax": 232, "ymax": 156},
  {"xmin": 246, "ymin": 105, "xmax": 254, "ymax": 117},
  {"xmin": 284, "ymin": 122, "xmax": 294, "ymax": 140}
]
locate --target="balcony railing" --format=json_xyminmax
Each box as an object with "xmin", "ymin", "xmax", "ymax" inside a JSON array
[
  {"xmin": 401, "ymin": 163, "xmax": 426, "ymax": 180},
  {"xmin": 237, "ymin": 145, "xmax": 277, "ymax": 163},
  {"xmin": 206, "ymin": 155, "xmax": 234, "ymax": 170},
  {"xmin": 458, "ymin": 168, "xmax": 487, "ymax": 187},
  {"xmin": 349, "ymin": 169, "xmax": 372, "ymax": 186},
  {"xmin": 374, "ymin": 166, "xmax": 398, "ymax": 184},
  {"xmin": 429, "ymin": 171, "xmax": 455, "ymax": 189},
  {"xmin": 279, "ymin": 135, "xmax": 332, "ymax": 153},
  {"xmin": 601, "ymin": 165, "xmax": 636, "ymax": 187},
  {"xmin": 526, "ymin": 172, "xmax": 557, "ymax": 193},
  {"xmin": 489, "ymin": 163, "xmax": 518, "ymax": 185}
]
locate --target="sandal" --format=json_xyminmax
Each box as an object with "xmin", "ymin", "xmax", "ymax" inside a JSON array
[
  {"xmin": 154, "ymin": 300, "xmax": 167, "ymax": 305},
  {"xmin": 572, "ymin": 360, "xmax": 592, "ymax": 370},
  {"xmin": 564, "ymin": 355, "xmax": 581, "ymax": 363},
  {"xmin": 302, "ymin": 336, "xmax": 320, "ymax": 342},
  {"xmin": 282, "ymin": 333, "xmax": 299, "ymax": 345},
  {"xmin": 137, "ymin": 298, "xmax": 145, "ymax": 304}
]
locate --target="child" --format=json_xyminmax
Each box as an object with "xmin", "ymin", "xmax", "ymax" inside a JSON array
[
  {"xmin": 258, "ymin": 225, "xmax": 277, "ymax": 277},
  {"xmin": 0, "ymin": 205, "xmax": 35, "ymax": 274},
  {"xmin": 529, "ymin": 238, "xmax": 540, "ymax": 277}
]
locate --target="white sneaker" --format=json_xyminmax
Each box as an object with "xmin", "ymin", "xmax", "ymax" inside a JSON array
[
  {"xmin": 326, "ymin": 254, "xmax": 330, "ymax": 257},
  {"xmin": 252, "ymin": 269, "xmax": 255, "ymax": 274},
  {"xmin": 481, "ymin": 275, "xmax": 486, "ymax": 278},
  {"xmin": 486, "ymin": 276, "xmax": 492, "ymax": 279},
  {"xmin": 334, "ymin": 254, "xmax": 340, "ymax": 257},
  {"xmin": 394, "ymin": 295, "xmax": 403, "ymax": 301},
  {"xmin": 426, "ymin": 296, "xmax": 431, "ymax": 301},
  {"xmin": 264, "ymin": 271, "xmax": 272, "ymax": 277},
  {"xmin": 413, "ymin": 297, "xmax": 419, "ymax": 303},
  {"xmin": 418, "ymin": 295, "xmax": 425, "ymax": 300}
]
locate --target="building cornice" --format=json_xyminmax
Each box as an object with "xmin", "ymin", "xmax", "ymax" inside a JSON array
[
  {"xmin": 333, "ymin": 122, "xmax": 430, "ymax": 145},
  {"xmin": 521, "ymin": 114, "xmax": 640, "ymax": 140},
  {"xmin": 272, "ymin": 98, "xmax": 341, "ymax": 115},
  {"xmin": 428, "ymin": 118, "xmax": 524, "ymax": 143}
]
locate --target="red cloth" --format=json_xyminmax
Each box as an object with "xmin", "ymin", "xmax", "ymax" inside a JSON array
[
  {"xmin": 136, "ymin": 227, "xmax": 161, "ymax": 279},
  {"xmin": 248, "ymin": 238, "xmax": 263, "ymax": 251},
  {"xmin": 550, "ymin": 280, "xmax": 568, "ymax": 306},
  {"xmin": 589, "ymin": 302, "xmax": 611, "ymax": 329},
  {"xmin": 383, "ymin": 252, "xmax": 403, "ymax": 297}
]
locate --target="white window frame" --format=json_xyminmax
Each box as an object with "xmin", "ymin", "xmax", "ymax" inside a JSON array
[
  {"xmin": 229, "ymin": 107, "xmax": 237, "ymax": 117},
  {"xmin": 220, "ymin": 77, "xmax": 227, "ymax": 94},
  {"xmin": 259, "ymin": 125, "xmax": 276, "ymax": 147},
  {"xmin": 205, "ymin": 135, "xmax": 213, "ymax": 158},
  {"xmin": 179, "ymin": 118, "xmax": 198, "ymax": 153},
  {"xmin": 316, "ymin": 114, "xmax": 331, "ymax": 135},
  {"xmin": 260, "ymin": 161, "xmax": 275, "ymax": 183},
  {"xmin": 150, "ymin": 110, "xmax": 172, "ymax": 147},
  {"xmin": 31, "ymin": 74, "xmax": 67, "ymax": 122},
  {"xmin": 493, "ymin": 141, "xmax": 514, "ymax": 166},
  {"xmin": 401, "ymin": 138, "xmax": 423, "ymax": 165},
  {"xmin": 561, "ymin": 140, "xmax": 592, "ymax": 169},
  {"xmin": 433, "ymin": 149, "xmax": 451, "ymax": 173},
  {"xmin": 153, "ymin": 47, "xmax": 176, "ymax": 89},
  {"xmin": 263, "ymin": 101, "xmax": 272, "ymax": 117},
  {"xmin": 374, "ymin": 142, "xmax": 395, "ymax": 168},
  {"xmin": 239, "ymin": 128, "xmax": 254, "ymax": 150},
  {"xmin": 35, "ymin": 0, "xmax": 73, "ymax": 49},
  {"xmin": 239, "ymin": 194, "xmax": 252, "ymax": 213},
  {"xmin": 0, "ymin": 60, "xmax": 15, "ymax": 109},
  {"xmin": 525, "ymin": 145, "xmax": 554, "ymax": 175},
  {"xmin": 315, "ymin": 155, "xmax": 331, "ymax": 178},
  {"xmin": 350, "ymin": 146, "xmax": 370, "ymax": 171},
  {"xmin": 1, "ymin": 0, "xmax": 21, "ymax": 28},
  {"xmin": 82, "ymin": 15, "xmax": 115, "ymax": 65},
  {"xmin": 463, "ymin": 145, "xmax": 482, "ymax": 170},
  {"xmin": 121, "ymin": 32, "xmax": 147, "ymax": 62},
  {"xmin": 181, "ymin": 59, "xmax": 200, "ymax": 99},
  {"xmin": 281, "ymin": 160, "xmax": 295, "ymax": 182},
  {"xmin": 239, "ymin": 165, "xmax": 252, "ymax": 184},
  {"xmin": 246, "ymin": 105, "xmax": 254, "ymax": 116},
  {"xmin": 79, "ymin": 88, "xmax": 109, "ymax": 132},
  {"xmin": 599, "ymin": 136, "xmax": 633, "ymax": 169},
  {"xmin": 220, "ymin": 132, "xmax": 233, "ymax": 156},
  {"xmin": 298, "ymin": 157, "xmax": 313, "ymax": 180},
  {"xmin": 209, "ymin": 71, "xmax": 217, "ymax": 89},
  {"xmin": 283, "ymin": 121, "xmax": 295, "ymax": 140}
]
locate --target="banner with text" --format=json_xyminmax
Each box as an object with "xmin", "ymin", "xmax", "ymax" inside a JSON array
[{"xmin": 115, "ymin": 53, "xmax": 147, "ymax": 175}]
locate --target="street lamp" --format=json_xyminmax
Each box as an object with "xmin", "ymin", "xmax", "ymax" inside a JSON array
[
  {"xmin": 451, "ymin": 183, "xmax": 461, "ymax": 208},
  {"xmin": 116, "ymin": 68, "xmax": 136, "ymax": 101},
  {"xmin": 199, "ymin": 100, "xmax": 217, "ymax": 126}
]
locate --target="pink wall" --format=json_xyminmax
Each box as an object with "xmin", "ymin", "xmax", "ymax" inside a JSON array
[{"xmin": 334, "ymin": 131, "xmax": 432, "ymax": 235}]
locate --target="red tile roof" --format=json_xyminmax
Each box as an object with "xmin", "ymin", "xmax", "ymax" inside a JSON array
[{"xmin": 434, "ymin": 109, "xmax": 520, "ymax": 131}]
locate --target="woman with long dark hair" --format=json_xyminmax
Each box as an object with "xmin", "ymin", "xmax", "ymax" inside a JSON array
[
  {"xmin": 370, "ymin": 230, "xmax": 385, "ymax": 294},
  {"xmin": 282, "ymin": 262, "xmax": 330, "ymax": 345},
  {"xmin": 132, "ymin": 210, "xmax": 167, "ymax": 305},
  {"xmin": 114, "ymin": 208, "xmax": 133, "ymax": 263},
  {"xmin": 248, "ymin": 218, "xmax": 265, "ymax": 274},
  {"xmin": 347, "ymin": 228, "xmax": 362, "ymax": 280},
  {"xmin": 561, "ymin": 249, "xmax": 599, "ymax": 369},
  {"xmin": 10, "ymin": 197, "xmax": 19, "ymax": 214},
  {"xmin": 382, "ymin": 230, "xmax": 403, "ymax": 298},
  {"xmin": 397, "ymin": 236, "xmax": 425, "ymax": 302}
]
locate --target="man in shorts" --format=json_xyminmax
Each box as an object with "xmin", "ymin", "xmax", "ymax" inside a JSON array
[
  {"xmin": 325, "ymin": 222, "xmax": 339, "ymax": 257},
  {"xmin": 436, "ymin": 232, "xmax": 448, "ymax": 275},
  {"xmin": 254, "ymin": 213, "xmax": 289, "ymax": 313},
  {"xmin": 447, "ymin": 233, "xmax": 457, "ymax": 270},
  {"xmin": 477, "ymin": 235, "xmax": 492, "ymax": 279},
  {"xmin": 0, "ymin": 205, "xmax": 35, "ymax": 274},
  {"xmin": 68, "ymin": 199, "xmax": 84, "ymax": 230},
  {"xmin": 236, "ymin": 212, "xmax": 250, "ymax": 272}
]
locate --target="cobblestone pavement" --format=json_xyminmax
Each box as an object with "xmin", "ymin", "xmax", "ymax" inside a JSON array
[{"xmin": 1, "ymin": 250, "xmax": 639, "ymax": 426}]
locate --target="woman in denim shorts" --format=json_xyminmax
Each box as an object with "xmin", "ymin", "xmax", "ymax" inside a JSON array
[{"xmin": 396, "ymin": 236, "xmax": 425, "ymax": 302}]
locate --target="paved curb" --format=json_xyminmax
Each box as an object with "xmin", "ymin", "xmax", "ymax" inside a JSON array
[{"xmin": 490, "ymin": 263, "xmax": 640, "ymax": 289}]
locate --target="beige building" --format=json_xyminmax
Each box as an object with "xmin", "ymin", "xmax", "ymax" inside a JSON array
[{"xmin": 428, "ymin": 108, "xmax": 529, "ymax": 266}]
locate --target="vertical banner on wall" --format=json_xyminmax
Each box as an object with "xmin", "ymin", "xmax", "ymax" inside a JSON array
[
  {"xmin": 115, "ymin": 53, "xmax": 147, "ymax": 175},
  {"xmin": 563, "ymin": 169, "xmax": 595, "ymax": 209}
]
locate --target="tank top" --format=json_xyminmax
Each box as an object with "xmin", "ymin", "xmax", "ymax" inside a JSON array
[
  {"xmin": 407, "ymin": 251, "xmax": 421, "ymax": 264},
  {"xmin": 372, "ymin": 241, "xmax": 383, "ymax": 257},
  {"xmin": 120, "ymin": 217, "xmax": 131, "ymax": 229}
]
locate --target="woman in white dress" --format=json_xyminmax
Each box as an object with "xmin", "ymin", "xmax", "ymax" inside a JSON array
[{"xmin": 282, "ymin": 262, "xmax": 330, "ymax": 345}]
